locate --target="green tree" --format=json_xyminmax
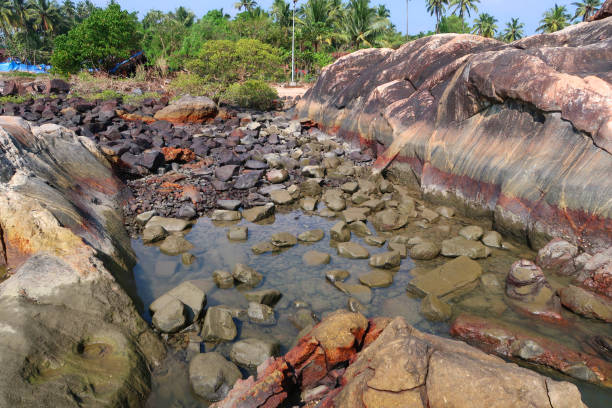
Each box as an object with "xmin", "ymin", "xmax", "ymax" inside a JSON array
[
  {"xmin": 171, "ymin": 6, "xmax": 195, "ymax": 27},
  {"xmin": 472, "ymin": 12, "xmax": 497, "ymax": 37},
  {"xmin": 271, "ymin": 0, "xmax": 292, "ymax": 28},
  {"xmin": 299, "ymin": 0, "xmax": 342, "ymax": 52},
  {"xmin": 234, "ymin": 0, "xmax": 258, "ymax": 13},
  {"xmin": 502, "ymin": 17, "xmax": 524, "ymax": 42},
  {"xmin": 142, "ymin": 8, "xmax": 192, "ymax": 70},
  {"xmin": 438, "ymin": 14, "xmax": 470, "ymax": 33},
  {"xmin": 426, "ymin": 0, "xmax": 449, "ymax": 33},
  {"xmin": 342, "ymin": 0, "xmax": 390, "ymax": 48},
  {"xmin": 572, "ymin": 0, "xmax": 602, "ymax": 21},
  {"xmin": 30, "ymin": 0, "xmax": 61, "ymax": 32},
  {"xmin": 75, "ymin": 0, "xmax": 96, "ymax": 22},
  {"xmin": 51, "ymin": 3, "xmax": 141, "ymax": 73},
  {"xmin": 537, "ymin": 4, "xmax": 571, "ymax": 33},
  {"xmin": 449, "ymin": 0, "xmax": 479, "ymax": 19}
]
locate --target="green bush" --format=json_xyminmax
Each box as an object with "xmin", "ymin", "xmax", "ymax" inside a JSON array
[
  {"xmin": 51, "ymin": 3, "xmax": 142, "ymax": 74},
  {"xmin": 186, "ymin": 39, "xmax": 283, "ymax": 85},
  {"xmin": 169, "ymin": 73, "xmax": 226, "ymax": 100},
  {"xmin": 222, "ymin": 80, "xmax": 279, "ymax": 111}
]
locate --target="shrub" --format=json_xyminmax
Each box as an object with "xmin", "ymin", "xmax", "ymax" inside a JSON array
[
  {"xmin": 222, "ymin": 80, "xmax": 278, "ymax": 111},
  {"xmin": 186, "ymin": 39, "xmax": 283, "ymax": 85},
  {"xmin": 169, "ymin": 72, "xmax": 226, "ymax": 100},
  {"xmin": 51, "ymin": 3, "xmax": 142, "ymax": 74}
]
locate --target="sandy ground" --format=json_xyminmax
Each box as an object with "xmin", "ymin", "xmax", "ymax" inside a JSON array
[{"xmin": 274, "ymin": 84, "xmax": 311, "ymax": 98}]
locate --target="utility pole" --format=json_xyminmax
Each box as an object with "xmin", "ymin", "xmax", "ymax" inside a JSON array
[
  {"xmin": 291, "ymin": 0, "xmax": 297, "ymax": 86},
  {"xmin": 406, "ymin": 0, "xmax": 410, "ymax": 40}
]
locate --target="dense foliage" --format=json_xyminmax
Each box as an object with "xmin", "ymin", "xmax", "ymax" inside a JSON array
[{"xmin": 222, "ymin": 80, "xmax": 279, "ymax": 110}]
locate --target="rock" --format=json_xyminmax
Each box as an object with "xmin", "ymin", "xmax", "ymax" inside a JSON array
[
  {"xmin": 252, "ymin": 242, "xmax": 281, "ymax": 255},
  {"xmin": 334, "ymin": 282, "xmax": 372, "ymax": 304},
  {"xmin": 248, "ymin": 302, "xmax": 276, "ymax": 325},
  {"xmin": 48, "ymin": 78, "xmax": 70, "ymax": 94},
  {"xmin": 436, "ymin": 206, "xmax": 455, "ymax": 218},
  {"xmin": 330, "ymin": 221, "xmax": 351, "ymax": 242},
  {"xmin": 234, "ymin": 170, "xmax": 263, "ymax": 190},
  {"xmin": 480, "ymin": 273, "xmax": 504, "ymax": 294},
  {"xmin": 441, "ymin": 236, "xmax": 490, "ymax": 259},
  {"xmin": 326, "ymin": 269, "xmax": 350, "ymax": 283},
  {"xmin": 301, "ymin": 197, "xmax": 318, "ymax": 211},
  {"xmin": 302, "ymin": 165, "xmax": 325, "ymax": 178},
  {"xmin": 270, "ymin": 189, "xmax": 294, "ymax": 205},
  {"xmin": 159, "ymin": 234, "xmax": 195, "ymax": 255},
  {"xmin": 189, "ymin": 352, "xmax": 241, "ymax": 401},
  {"xmin": 135, "ymin": 210, "xmax": 155, "ymax": 225},
  {"xmin": 295, "ymin": 27, "xmax": 612, "ymax": 252},
  {"xmin": 232, "ymin": 264, "xmax": 262, "ymax": 287},
  {"xmin": 201, "ymin": 306, "xmax": 237, "ymax": 342},
  {"xmin": 154, "ymin": 95, "xmax": 218, "ymax": 123},
  {"xmin": 303, "ymin": 250, "xmax": 331, "ymax": 266},
  {"xmin": 151, "ymin": 298, "xmax": 186, "ymax": 333},
  {"xmin": 213, "ymin": 270, "xmax": 234, "ymax": 289},
  {"xmin": 421, "ymin": 294, "xmax": 452, "ymax": 321},
  {"xmin": 506, "ymin": 260, "xmax": 562, "ymax": 322},
  {"xmin": 298, "ymin": 229, "xmax": 325, "ymax": 242},
  {"xmin": 215, "ymin": 165, "xmax": 239, "ymax": 182},
  {"xmin": 182, "ymin": 253, "xmax": 196, "ymax": 265},
  {"xmin": 357, "ymin": 179, "xmax": 377, "ymax": 194},
  {"xmin": 459, "ymin": 225, "xmax": 484, "ymax": 240},
  {"xmin": 347, "ymin": 220, "xmax": 371, "ymax": 236},
  {"xmin": 360, "ymin": 198, "xmax": 385, "ymax": 212},
  {"xmin": 372, "ymin": 209, "xmax": 408, "ymax": 231},
  {"xmin": 227, "ymin": 226, "xmax": 248, "ymax": 241},
  {"xmin": 337, "ymin": 242, "xmax": 370, "ymax": 259},
  {"xmin": 406, "ymin": 256, "xmax": 482, "ymax": 301},
  {"xmin": 243, "ymin": 288, "xmax": 282, "ymax": 307},
  {"xmin": 151, "ymin": 280, "xmax": 207, "ymax": 323},
  {"xmin": 245, "ymin": 160, "xmax": 268, "ymax": 170},
  {"xmin": 266, "ymin": 169, "xmax": 289, "ymax": 183},
  {"xmin": 536, "ymin": 238, "xmax": 579, "ymax": 276},
  {"xmin": 290, "ymin": 308, "xmax": 318, "ymax": 330},
  {"xmin": 559, "ymin": 285, "xmax": 612, "ymax": 322},
  {"xmin": 359, "ymin": 270, "xmax": 393, "ymax": 288},
  {"xmin": 218, "ymin": 199, "xmax": 242, "ymax": 210},
  {"xmin": 482, "ymin": 231, "xmax": 503, "ymax": 248},
  {"xmin": 300, "ymin": 178, "xmax": 322, "ymax": 196},
  {"xmin": 365, "ymin": 236, "xmax": 387, "ymax": 246},
  {"xmin": 341, "ymin": 181, "xmax": 359, "ymax": 193},
  {"xmin": 388, "ymin": 241, "xmax": 407, "ymax": 257},
  {"xmin": 324, "ymin": 192, "xmax": 346, "ymax": 212},
  {"xmin": 211, "ymin": 210, "xmax": 242, "ymax": 221},
  {"xmin": 368, "ymin": 251, "xmax": 401, "ymax": 269},
  {"xmin": 420, "ymin": 208, "xmax": 440, "ymax": 222},
  {"xmin": 270, "ymin": 232, "xmax": 297, "ymax": 247},
  {"xmin": 146, "ymin": 216, "xmax": 191, "ymax": 232},
  {"xmin": 177, "ymin": 204, "xmax": 197, "ymax": 219},
  {"xmin": 230, "ymin": 338, "xmax": 280, "ymax": 369},
  {"xmin": 242, "ymin": 203, "xmax": 275, "ymax": 222},
  {"xmin": 409, "ymin": 241, "xmax": 440, "ymax": 260},
  {"xmin": 342, "ymin": 207, "xmax": 370, "ymax": 223},
  {"xmin": 142, "ymin": 225, "xmax": 168, "ymax": 244}
]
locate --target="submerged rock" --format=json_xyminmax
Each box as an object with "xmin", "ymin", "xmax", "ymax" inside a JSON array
[
  {"xmin": 441, "ymin": 236, "xmax": 490, "ymax": 259},
  {"xmin": 201, "ymin": 306, "xmax": 237, "ymax": 342},
  {"xmin": 337, "ymin": 242, "xmax": 370, "ymax": 259},
  {"xmin": 407, "ymin": 256, "xmax": 482, "ymax": 301},
  {"xmin": 232, "ymin": 264, "xmax": 263, "ymax": 287},
  {"xmin": 230, "ymin": 338, "xmax": 280, "ymax": 369},
  {"xmin": 189, "ymin": 352, "xmax": 241, "ymax": 401}
]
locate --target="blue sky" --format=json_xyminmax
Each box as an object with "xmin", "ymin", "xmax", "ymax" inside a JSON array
[{"xmin": 92, "ymin": 1, "xmax": 590, "ymax": 36}]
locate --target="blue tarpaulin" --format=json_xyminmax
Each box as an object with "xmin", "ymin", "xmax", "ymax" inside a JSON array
[
  {"xmin": 0, "ymin": 59, "xmax": 50, "ymax": 74},
  {"xmin": 109, "ymin": 51, "xmax": 143, "ymax": 74}
]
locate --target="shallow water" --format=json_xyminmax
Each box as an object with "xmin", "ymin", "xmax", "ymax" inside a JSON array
[{"xmin": 132, "ymin": 208, "xmax": 612, "ymax": 408}]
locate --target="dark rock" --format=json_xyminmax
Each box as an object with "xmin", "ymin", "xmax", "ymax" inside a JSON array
[
  {"xmin": 215, "ymin": 165, "xmax": 239, "ymax": 182},
  {"xmin": 234, "ymin": 171, "xmax": 263, "ymax": 190}
]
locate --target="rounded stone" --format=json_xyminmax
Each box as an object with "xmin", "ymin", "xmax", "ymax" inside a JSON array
[
  {"xmin": 189, "ymin": 352, "xmax": 241, "ymax": 402},
  {"xmin": 230, "ymin": 338, "xmax": 280, "ymax": 369},
  {"xmin": 303, "ymin": 250, "xmax": 331, "ymax": 266},
  {"xmin": 337, "ymin": 242, "xmax": 370, "ymax": 259},
  {"xmin": 369, "ymin": 251, "xmax": 401, "ymax": 269},
  {"xmin": 410, "ymin": 242, "xmax": 440, "ymax": 260},
  {"xmin": 270, "ymin": 232, "xmax": 298, "ymax": 247},
  {"xmin": 298, "ymin": 229, "xmax": 325, "ymax": 242},
  {"xmin": 152, "ymin": 298, "xmax": 186, "ymax": 333}
]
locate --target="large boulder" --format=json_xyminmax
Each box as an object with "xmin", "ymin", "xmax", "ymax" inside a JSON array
[
  {"xmin": 296, "ymin": 20, "xmax": 612, "ymax": 252},
  {"xmin": 154, "ymin": 95, "xmax": 218, "ymax": 123},
  {"xmin": 212, "ymin": 314, "xmax": 588, "ymax": 408},
  {"xmin": 0, "ymin": 118, "xmax": 164, "ymax": 407}
]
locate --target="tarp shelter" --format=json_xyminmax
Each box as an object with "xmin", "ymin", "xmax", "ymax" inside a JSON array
[{"xmin": 0, "ymin": 59, "xmax": 50, "ymax": 74}]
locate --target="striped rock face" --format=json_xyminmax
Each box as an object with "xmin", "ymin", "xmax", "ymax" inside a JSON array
[{"xmin": 296, "ymin": 19, "xmax": 612, "ymax": 252}]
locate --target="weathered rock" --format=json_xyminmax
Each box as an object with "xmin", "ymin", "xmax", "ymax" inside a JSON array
[
  {"xmin": 301, "ymin": 197, "xmax": 318, "ymax": 211},
  {"xmin": 536, "ymin": 238, "xmax": 579, "ymax": 276},
  {"xmin": 409, "ymin": 241, "xmax": 440, "ymax": 260},
  {"xmin": 211, "ymin": 210, "xmax": 242, "ymax": 222},
  {"xmin": 359, "ymin": 270, "xmax": 393, "ymax": 288},
  {"xmin": 342, "ymin": 207, "xmax": 370, "ymax": 223},
  {"xmin": 248, "ymin": 302, "xmax": 276, "ymax": 325},
  {"xmin": 154, "ymin": 95, "xmax": 217, "ymax": 123},
  {"xmin": 266, "ymin": 169, "xmax": 289, "ymax": 183},
  {"xmin": 330, "ymin": 221, "xmax": 351, "ymax": 242},
  {"xmin": 326, "ymin": 269, "xmax": 350, "ymax": 283},
  {"xmin": 337, "ymin": 242, "xmax": 370, "ymax": 259},
  {"xmin": 150, "ymin": 280, "xmax": 207, "ymax": 323},
  {"xmin": 227, "ymin": 226, "xmax": 248, "ymax": 241},
  {"xmin": 270, "ymin": 189, "xmax": 294, "ymax": 205},
  {"xmin": 159, "ymin": 233, "xmax": 194, "ymax": 255},
  {"xmin": 142, "ymin": 224, "xmax": 168, "ymax": 244},
  {"xmin": 189, "ymin": 352, "xmax": 241, "ymax": 401},
  {"xmin": 242, "ymin": 203, "xmax": 275, "ymax": 222},
  {"xmin": 334, "ymin": 282, "xmax": 372, "ymax": 304},
  {"xmin": 146, "ymin": 216, "xmax": 191, "ymax": 232},
  {"xmin": 303, "ymin": 250, "xmax": 331, "ymax": 266},
  {"xmin": 372, "ymin": 209, "xmax": 409, "ymax": 231},
  {"xmin": 252, "ymin": 242, "xmax": 282, "ymax": 255},
  {"xmin": 215, "ymin": 165, "xmax": 239, "ymax": 182},
  {"xmin": 364, "ymin": 235, "xmax": 386, "ymax": 246},
  {"xmin": 232, "ymin": 264, "xmax": 263, "ymax": 287},
  {"xmin": 482, "ymin": 230, "xmax": 503, "ymax": 248},
  {"xmin": 406, "ymin": 256, "xmax": 482, "ymax": 301},
  {"xmin": 151, "ymin": 298, "xmax": 186, "ymax": 333},
  {"xmin": 270, "ymin": 232, "xmax": 298, "ymax": 247},
  {"xmin": 244, "ymin": 289, "xmax": 282, "ymax": 307},
  {"xmin": 559, "ymin": 285, "xmax": 612, "ymax": 322},
  {"xmin": 368, "ymin": 251, "xmax": 401, "ymax": 269},
  {"xmin": 296, "ymin": 25, "xmax": 612, "ymax": 252},
  {"xmin": 230, "ymin": 338, "xmax": 280, "ymax": 369},
  {"xmin": 459, "ymin": 225, "xmax": 484, "ymax": 240},
  {"xmin": 441, "ymin": 236, "xmax": 490, "ymax": 259},
  {"xmin": 421, "ymin": 294, "xmax": 452, "ymax": 321},
  {"xmin": 234, "ymin": 170, "xmax": 263, "ymax": 190},
  {"xmin": 213, "ymin": 270, "xmax": 234, "ymax": 289},
  {"xmin": 202, "ymin": 306, "xmax": 237, "ymax": 342}
]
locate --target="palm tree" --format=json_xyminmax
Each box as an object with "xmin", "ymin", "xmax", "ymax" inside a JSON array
[
  {"xmin": 11, "ymin": 0, "xmax": 34, "ymax": 29},
  {"xmin": 426, "ymin": 0, "xmax": 449, "ymax": 34},
  {"xmin": 0, "ymin": 0, "xmax": 13, "ymax": 33},
  {"xmin": 299, "ymin": 0, "xmax": 343, "ymax": 51},
  {"xmin": 271, "ymin": 0, "xmax": 292, "ymax": 28},
  {"xmin": 572, "ymin": 0, "xmax": 602, "ymax": 21},
  {"xmin": 30, "ymin": 0, "xmax": 62, "ymax": 33},
  {"xmin": 502, "ymin": 17, "xmax": 524, "ymax": 42},
  {"xmin": 376, "ymin": 4, "xmax": 390, "ymax": 18},
  {"xmin": 449, "ymin": 0, "xmax": 479, "ymax": 19},
  {"xmin": 342, "ymin": 0, "xmax": 389, "ymax": 48},
  {"xmin": 234, "ymin": 0, "xmax": 258, "ymax": 13},
  {"xmin": 537, "ymin": 4, "xmax": 571, "ymax": 33},
  {"xmin": 171, "ymin": 6, "xmax": 195, "ymax": 27},
  {"xmin": 472, "ymin": 12, "xmax": 497, "ymax": 37}
]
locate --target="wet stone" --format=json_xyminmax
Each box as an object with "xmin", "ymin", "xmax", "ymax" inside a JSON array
[
  {"xmin": 182, "ymin": 253, "xmax": 196, "ymax": 265},
  {"xmin": 234, "ymin": 170, "xmax": 263, "ymax": 189},
  {"xmin": 266, "ymin": 169, "xmax": 289, "ymax": 184},
  {"xmin": 409, "ymin": 242, "xmax": 440, "ymax": 260},
  {"xmin": 227, "ymin": 226, "xmax": 248, "ymax": 241},
  {"xmin": 213, "ymin": 270, "xmax": 234, "ymax": 289},
  {"xmin": 232, "ymin": 264, "xmax": 263, "ymax": 287},
  {"xmin": 159, "ymin": 234, "xmax": 195, "ymax": 256},
  {"xmin": 135, "ymin": 210, "xmax": 155, "ymax": 225},
  {"xmin": 201, "ymin": 306, "xmax": 237, "ymax": 342},
  {"xmin": 242, "ymin": 203, "xmax": 275, "ymax": 223},
  {"xmin": 189, "ymin": 352, "xmax": 241, "ymax": 402},
  {"xmin": 342, "ymin": 207, "xmax": 370, "ymax": 223},
  {"xmin": 348, "ymin": 220, "xmax": 371, "ymax": 236},
  {"xmin": 369, "ymin": 251, "xmax": 401, "ymax": 269},
  {"xmin": 217, "ymin": 199, "xmax": 242, "ymax": 210},
  {"xmin": 334, "ymin": 282, "xmax": 372, "ymax": 304},
  {"xmin": 365, "ymin": 236, "xmax": 387, "ymax": 247},
  {"xmin": 252, "ymin": 242, "xmax": 281, "ymax": 255},
  {"xmin": 298, "ymin": 229, "xmax": 325, "ymax": 242},
  {"xmin": 290, "ymin": 308, "xmax": 318, "ymax": 330},
  {"xmin": 211, "ymin": 210, "xmax": 241, "ymax": 221},
  {"xmin": 441, "ymin": 236, "xmax": 490, "ymax": 259},
  {"xmin": 326, "ymin": 269, "xmax": 350, "ymax": 283},
  {"xmin": 388, "ymin": 241, "xmax": 407, "ymax": 258},
  {"xmin": 359, "ymin": 270, "xmax": 393, "ymax": 288},
  {"xmin": 247, "ymin": 302, "xmax": 276, "ymax": 325},
  {"xmin": 301, "ymin": 197, "xmax": 318, "ymax": 211},
  {"xmin": 459, "ymin": 225, "xmax": 484, "ymax": 241},
  {"xmin": 146, "ymin": 216, "xmax": 191, "ymax": 232},
  {"xmin": 421, "ymin": 294, "xmax": 452, "ymax": 322},
  {"xmin": 341, "ymin": 181, "xmax": 359, "ymax": 193},
  {"xmin": 303, "ymin": 250, "xmax": 331, "ymax": 266},
  {"xmin": 337, "ymin": 242, "xmax": 370, "ymax": 259},
  {"xmin": 230, "ymin": 338, "xmax": 280, "ymax": 369},
  {"xmin": 151, "ymin": 298, "xmax": 186, "ymax": 333},
  {"xmin": 270, "ymin": 190, "xmax": 294, "ymax": 205},
  {"xmin": 330, "ymin": 221, "xmax": 351, "ymax": 242},
  {"xmin": 270, "ymin": 232, "xmax": 298, "ymax": 247},
  {"xmin": 244, "ymin": 289, "xmax": 282, "ymax": 307},
  {"xmin": 482, "ymin": 231, "xmax": 503, "ymax": 248},
  {"xmin": 142, "ymin": 225, "xmax": 168, "ymax": 244},
  {"xmin": 372, "ymin": 209, "xmax": 409, "ymax": 231}
]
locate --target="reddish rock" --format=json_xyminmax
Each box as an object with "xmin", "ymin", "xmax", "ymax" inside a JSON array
[
  {"xmin": 116, "ymin": 109, "xmax": 156, "ymax": 123},
  {"xmin": 161, "ymin": 147, "xmax": 196, "ymax": 163},
  {"xmin": 154, "ymin": 95, "xmax": 218, "ymax": 123},
  {"xmin": 591, "ymin": 0, "xmax": 612, "ymax": 21},
  {"xmin": 576, "ymin": 247, "xmax": 612, "ymax": 299},
  {"xmin": 450, "ymin": 314, "xmax": 612, "ymax": 386},
  {"xmin": 296, "ymin": 21, "xmax": 612, "ymax": 252},
  {"xmin": 536, "ymin": 238, "xmax": 578, "ymax": 276}
]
